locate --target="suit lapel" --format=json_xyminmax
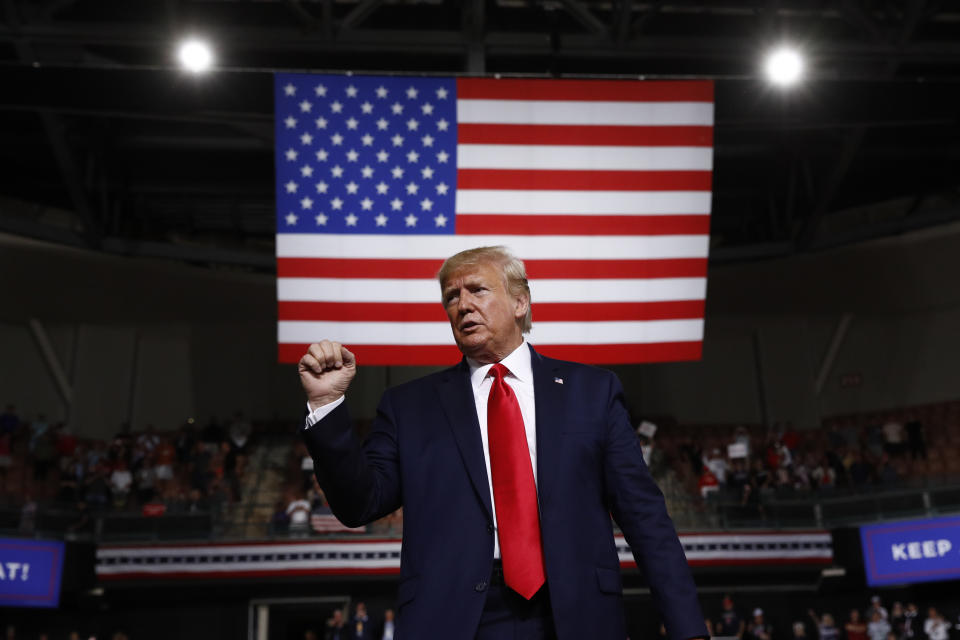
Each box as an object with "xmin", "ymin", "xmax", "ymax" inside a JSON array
[
  {"xmin": 530, "ymin": 344, "xmax": 565, "ymax": 509},
  {"xmin": 437, "ymin": 360, "xmax": 493, "ymax": 520}
]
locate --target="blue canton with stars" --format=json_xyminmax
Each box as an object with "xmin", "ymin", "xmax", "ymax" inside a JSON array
[{"xmin": 274, "ymin": 73, "xmax": 457, "ymax": 235}]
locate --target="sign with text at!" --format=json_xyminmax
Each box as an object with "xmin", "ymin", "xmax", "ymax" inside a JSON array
[
  {"xmin": 860, "ymin": 515, "xmax": 960, "ymax": 586},
  {"xmin": 0, "ymin": 538, "xmax": 65, "ymax": 608}
]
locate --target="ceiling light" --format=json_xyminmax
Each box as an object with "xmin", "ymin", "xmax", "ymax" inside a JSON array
[
  {"xmin": 178, "ymin": 38, "xmax": 213, "ymax": 73},
  {"xmin": 764, "ymin": 46, "xmax": 804, "ymax": 87}
]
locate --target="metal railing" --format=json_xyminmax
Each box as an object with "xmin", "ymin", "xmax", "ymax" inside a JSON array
[{"xmin": 4, "ymin": 479, "xmax": 960, "ymax": 543}]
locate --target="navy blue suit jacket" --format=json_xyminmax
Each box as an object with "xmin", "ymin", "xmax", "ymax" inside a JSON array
[{"xmin": 303, "ymin": 345, "xmax": 706, "ymax": 640}]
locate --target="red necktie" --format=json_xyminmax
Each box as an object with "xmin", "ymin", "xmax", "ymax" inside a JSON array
[{"xmin": 487, "ymin": 363, "xmax": 546, "ymax": 599}]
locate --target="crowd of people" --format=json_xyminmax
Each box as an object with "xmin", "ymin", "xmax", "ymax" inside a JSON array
[
  {"xmin": 309, "ymin": 602, "xmax": 396, "ymax": 640},
  {"xmin": 271, "ymin": 441, "xmax": 402, "ymax": 537},
  {"xmin": 709, "ymin": 594, "xmax": 956, "ymax": 640},
  {"xmin": 633, "ymin": 401, "xmax": 960, "ymax": 508},
  {"xmin": 0, "ymin": 403, "xmax": 254, "ymax": 530}
]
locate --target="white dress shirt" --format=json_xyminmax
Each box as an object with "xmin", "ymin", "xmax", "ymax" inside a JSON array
[{"xmin": 304, "ymin": 340, "xmax": 537, "ymax": 559}]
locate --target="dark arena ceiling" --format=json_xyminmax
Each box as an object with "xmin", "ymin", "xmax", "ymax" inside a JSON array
[{"xmin": 1, "ymin": 0, "xmax": 958, "ymax": 272}]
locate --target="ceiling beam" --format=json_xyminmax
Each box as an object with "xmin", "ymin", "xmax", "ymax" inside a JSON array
[
  {"xmin": 555, "ymin": 0, "xmax": 610, "ymax": 39},
  {"xmin": 340, "ymin": 0, "xmax": 386, "ymax": 31}
]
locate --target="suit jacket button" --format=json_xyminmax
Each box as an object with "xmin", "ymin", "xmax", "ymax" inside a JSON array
[
  {"xmin": 486, "ymin": 524, "xmax": 494, "ymax": 534},
  {"xmin": 475, "ymin": 581, "xmax": 488, "ymax": 592}
]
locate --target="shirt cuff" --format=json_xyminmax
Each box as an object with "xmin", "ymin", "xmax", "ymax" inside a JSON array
[{"xmin": 304, "ymin": 396, "xmax": 346, "ymax": 429}]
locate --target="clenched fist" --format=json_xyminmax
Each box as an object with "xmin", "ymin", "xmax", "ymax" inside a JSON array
[{"xmin": 299, "ymin": 340, "xmax": 357, "ymax": 410}]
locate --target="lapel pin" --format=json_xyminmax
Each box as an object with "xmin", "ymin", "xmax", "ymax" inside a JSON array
[{"xmin": 554, "ymin": 377, "xmax": 564, "ymax": 384}]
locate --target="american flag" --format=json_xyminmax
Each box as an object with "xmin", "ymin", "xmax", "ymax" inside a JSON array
[
  {"xmin": 310, "ymin": 507, "xmax": 367, "ymax": 534},
  {"xmin": 274, "ymin": 73, "xmax": 713, "ymax": 365}
]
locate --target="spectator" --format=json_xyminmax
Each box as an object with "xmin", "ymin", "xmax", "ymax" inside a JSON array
[
  {"xmin": 228, "ymin": 411, "xmax": 252, "ymax": 454},
  {"xmin": 680, "ymin": 436, "xmax": 704, "ymax": 477},
  {"xmin": 153, "ymin": 437, "xmax": 176, "ymax": 488},
  {"xmin": 33, "ymin": 427, "xmax": 57, "ymax": 484},
  {"xmin": 704, "ymin": 448, "xmax": 728, "ymax": 484},
  {"xmin": 136, "ymin": 458, "xmax": 157, "ymax": 505},
  {"xmin": 904, "ymin": 416, "xmax": 926, "ymax": 460},
  {"xmin": 878, "ymin": 454, "xmax": 899, "ymax": 486},
  {"xmin": 728, "ymin": 458, "xmax": 750, "ymax": 500},
  {"xmin": 207, "ymin": 477, "xmax": 229, "ymax": 517},
  {"xmin": 811, "ymin": 460, "xmax": 837, "ymax": 492},
  {"xmin": 271, "ymin": 499, "xmax": 291, "ymax": 534},
  {"xmin": 378, "ymin": 609, "xmax": 395, "ymax": 640},
  {"xmin": 639, "ymin": 435, "xmax": 665, "ymax": 476},
  {"xmin": 326, "ymin": 609, "xmax": 348, "ymax": 640},
  {"xmin": 698, "ymin": 468, "xmax": 720, "ymax": 499},
  {"xmin": 890, "ymin": 602, "xmax": 906, "ymax": 639},
  {"xmin": 109, "ymin": 459, "xmax": 133, "ymax": 508},
  {"xmin": 287, "ymin": 492, "xmax": 311, "ymax": 535},
  {"xmin": 868, "ymin": 611, "xmax": 892, "ymax": 640},
  {"xmin": 869, "ymin": 596, "xmax": 889, "ymax": 621},
  {"xmin": 747, "ymin": 608, "xmax": 772, "ymax": 640},
  {"xmin": 301, "ymin": 446, "xmax": 316, "ymax": 493},
  {"xmin": 808, "ymin": 610, "xmax": 839, "ymax": 640},
  {"xmin": 350, "ymin": 602, "xmax": 372, "ymax": 640},
  {"xmin": 174, "ymin": 423, "xmax": 196, "ymax": 465},
  {"xmin": 903, "ymin": 603, "xmax": 920, "ymax": 639},
  {"xmin": 137, "ymin": 425, "xmax": 160, "ymax": 454},
  {"xmin": 55, "ymin": 425, "xmax": 78, "ymax": 462},
  {"xmin": 775, "ymin": 440, "xmax": 793, "ymax": 469},
  {"xmin": 792, "ymin": 622, "xmax": 808, "ymax": 640},
  {"xmin": 846, "ymin": 609, "xmax": 868, "ymax": 640},
  {"xmin": 715, "ymin": 595, "xmax": 745, "ymax": 639},
  {"xmin": 882, "ymin": 418, "xmax": 906, "ymax": 457},
  {"xmin": 185, "ymin": 488, "xmax": 208, "ymax": 513},
  {"xmin": 57, "ymin": 455, "xmax": 86, "ymax": 504},
  {"xmin": 84, "ymin": 462, "xmax": 112, "ymax": 510},
  {"xmin": 793, "ymin": 455, "xmax": 812, "ymax": 492},
  {"xmin": 923, "ymin": 609, "xmax": 948, "ymax": 640},
  {"xmin": 28, "ymin": 413, "xmax": 49, "ymax": 453},
  {"xmin": 733, "ymin": 425, "xmax": 752, "ymax": 457}
]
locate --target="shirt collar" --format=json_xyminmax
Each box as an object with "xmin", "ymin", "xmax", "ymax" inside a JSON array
[{"xmin": 467, "ymin": 339, "xmax": 531, "ymax": 388}]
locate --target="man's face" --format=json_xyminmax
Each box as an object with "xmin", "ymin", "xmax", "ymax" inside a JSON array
[{"xmin": 442, "ymin": 261, "xmax": 527, "ymax": 363}]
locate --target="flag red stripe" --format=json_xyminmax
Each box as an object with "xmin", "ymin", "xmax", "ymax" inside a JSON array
[
  {"xmin": 456, "ymin": 169, "xmax": 712, "ymax": 191},
  {"xmin": 278, "ymin": 301, "xmax": 705, "ymax": 322},
  {"xmin": 457, "ymin": 124, "xmax": 713, "ymax": 147},
  {"xmin": 457, "ymin": 78, "xmax": 714, "ymax": 102},
  {"xmin": 276, "ymin": 258, "xmax": 707, "ymax": 279},
  {"xmin": 278, "ymin": 342, "xmax": 702, "ymax": 365},
  {"xmin": 456, "ymin": 214, "xmax": 710, "ymax": 236}
]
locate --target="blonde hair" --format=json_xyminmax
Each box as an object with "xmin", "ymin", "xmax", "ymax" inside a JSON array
[{"xmin": 437, "ymin": 246, "xmax": 532, "ymax": 333}]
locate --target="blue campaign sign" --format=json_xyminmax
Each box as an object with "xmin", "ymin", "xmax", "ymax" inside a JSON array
[
  {"xmin": 0, "ymin": 538, "xmax": 65, "ymax": 608},
  {"xmin": 860, "ymin": 515, "xmax": 960, "ymax": 586}
]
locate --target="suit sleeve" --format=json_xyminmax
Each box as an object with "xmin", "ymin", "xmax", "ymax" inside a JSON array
[
  {"xmin": 301, "ymin": 391, "xmax": 402, "ymax": 528},
  {"xmin": 600, "ymin": 372, "xmax": 708, "ymax": 640}
]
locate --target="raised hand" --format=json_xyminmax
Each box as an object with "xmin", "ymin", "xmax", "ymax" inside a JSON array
[{"xmin": 298, "ymin": 340, "xmax": 357, "ymax": 409}]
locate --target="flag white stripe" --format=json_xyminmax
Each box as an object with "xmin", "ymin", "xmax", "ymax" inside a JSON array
[
  {"xmin": 455, "ymin": 190, "xmax": 711, "ymax": 215},
  {"xmin": 276, "ymin": 234, "xmax": 710, "ymax": 260},
  {"xmin": 457, "ymin": 100, "xmax": 714, "ymax": 126},
  {"xmin": 279, "ymin": 319, "xmax": 704, "ymax": 345},
  {"xmin": 278, "ymin": 277, "xmax": 707, "ymax": 303},
  {"xmin": 457, "ymin": 145, "xmax": 713, "ymax": 171}
]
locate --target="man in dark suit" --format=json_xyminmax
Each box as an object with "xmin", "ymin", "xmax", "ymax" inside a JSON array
[{"xmin": 299, "ymin": 246, "xmax": 706, "ymax": 640}]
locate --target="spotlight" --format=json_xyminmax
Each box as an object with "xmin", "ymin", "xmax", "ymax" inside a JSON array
[
  {"xmin": 178, "ymin": 38, "xmax": 213, "ymax": 73},
  {"xmin": 764, "ymin": 46, "xmax": 804, "ymax": 87}
]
